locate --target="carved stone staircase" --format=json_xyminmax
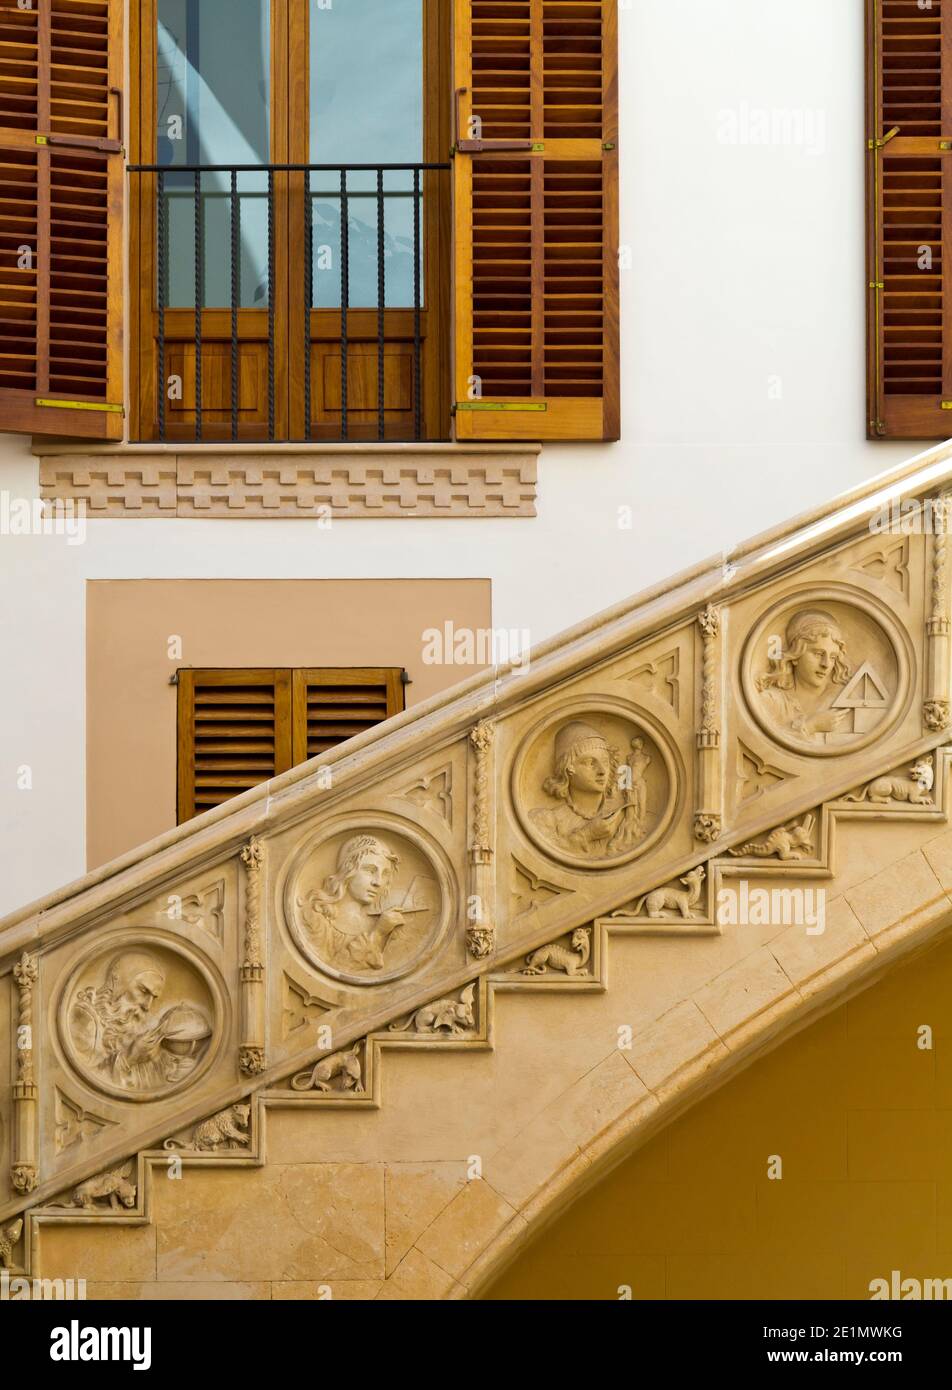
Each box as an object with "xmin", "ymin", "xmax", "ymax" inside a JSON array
[{"xmin": 5, "ymin": 443, "xmax": 952, "ymax": 1298}]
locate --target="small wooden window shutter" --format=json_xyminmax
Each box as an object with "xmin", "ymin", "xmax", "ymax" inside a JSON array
[
  {"xmin": 177, "ymin": 670, "xmax": 294, "ymax": 823},
  {"xmin": 177, "ymin": 668, "xmax": 405, "ymax": 823},
  {"xmin": 867, "ymin": 0, "xmax": 952, "ymax": 439},
  {"xmin": 453, "ymin": 0, "xmax": 618, "ymax": 442},
  {"xmin": 291, "ymin": 669, "xmax": 406, "ymax": 762},
  {"xmin": 0, "ymin": 0, "xmax": 124, "ymax": 439}
]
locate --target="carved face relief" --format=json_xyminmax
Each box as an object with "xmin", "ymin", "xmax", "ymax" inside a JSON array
[
  {"xmin": 742, "ymin": 594, "xmax": 906, "ymax": 756},
  {"xmin": 513, "ymin": 708, "xmax": 677, "ymax": 868},
  {"xmin": 60, "ymin": 943, "xmax": 219, "ymax": 1103},
  {"xmin": 286, "ymin": 827, "xmax": 447, "ymax": 984}
]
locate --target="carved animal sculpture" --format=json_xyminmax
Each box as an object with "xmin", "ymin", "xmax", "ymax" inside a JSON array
[
  {"xmin": 631, "ymin": 865, "xmax": 706, "ymax": 919},
  {"xmin": 521, "ymin": 927, "xmax": 591, "ymax": 977},
  {"xmin": 164, "ymin": 1103, "xmax": 251, "ymax": 1152},
  {"xmin": 729, "ymin": 814, "xmax": 815, "ymax": 861},
  {"xmin": 0, "ymin": 1218, "xmax": 23, "ymax": 1269},
  {"xmin": 844, "ymin": 758, "xmax": 934, "ymax": 806},
  {"xmin": 390, "ymin": 983, "xmax": 476, "ymax": 1035},
  {"xmin": 72, "ymin": 1162, "xmax": 136, "ymax": 1211},
  {"xmin": 290, "ymin": 1043, "xmax": 363, "ymax": 1093}
]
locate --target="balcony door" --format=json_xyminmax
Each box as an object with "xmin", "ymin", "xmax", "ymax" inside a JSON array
[{"xmin": 131, "ymin": 0, "xmax": 450, "ymax": 443}]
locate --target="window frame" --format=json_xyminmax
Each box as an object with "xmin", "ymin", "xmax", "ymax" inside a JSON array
[{"xmin": 129, "ymin": 0, "xmax": 451, "ymax": 444}]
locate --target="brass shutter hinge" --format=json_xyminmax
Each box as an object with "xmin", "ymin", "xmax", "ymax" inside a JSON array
[
  {"xmin": 941, "ymin": 141, "xmax": 952, "ymax": 152},
  {"xmin": 941, "ymin": 402, "xmax": 952, "ymax": 411},
  {"xmin": 603, "ymin": 142, "xmax": 616, "ymax": 151},
  {"xmin": 869, "ymin": 281, "xmax": 884, "ymax": 291},
  {"xmin": 867, "ymin": 127, "xmax": 900, "ymax": 150},
  {"xmin": 455, "ymin": 402, "xmax": 548, "ymax": 413},
  {"xmin": 36, "ymin": 399, "xmax": 125, "ymax": 415}
]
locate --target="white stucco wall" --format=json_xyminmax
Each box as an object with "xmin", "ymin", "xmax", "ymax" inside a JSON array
[{"xmin": 0, "ymin": 0, "xmax": 929, "ymax": 914}]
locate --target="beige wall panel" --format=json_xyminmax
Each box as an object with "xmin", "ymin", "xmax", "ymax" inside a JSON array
[{"xmin": 86, "ymin": 579, "xmax": 492, "ymax": 868}]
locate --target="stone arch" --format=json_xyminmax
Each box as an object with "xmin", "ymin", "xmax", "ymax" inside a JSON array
[{"xmin": 410, "ymin": 827, "xmax": 952, "ymax": 1300}]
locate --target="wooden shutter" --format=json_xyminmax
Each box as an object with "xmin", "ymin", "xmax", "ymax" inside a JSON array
[
  {"xmin": 867, "ymin": 0, "xmax": 952, "ymax": 438},
  {"xmin": 453, "ymin": 0, "xmax": 618, "ymax": 442},
  {"xmin": 177, "ymin": 667, "xmax": 405, "ymax": 823},
  {"xmin": 291, "ymin": 669, "xmax": 405, "ymax": 762},
  {"xmin": 0, "ymin": 0, "xmax": 123, "ymax": 439},
  {"xmin": 177, "ymin": 669, "xmax": 293, "ymax": 823}
]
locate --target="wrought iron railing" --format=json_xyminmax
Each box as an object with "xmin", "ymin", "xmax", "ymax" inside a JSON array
[{"xmin": 128, "ymin": 161, "xmax": 451, "ymax": 444}]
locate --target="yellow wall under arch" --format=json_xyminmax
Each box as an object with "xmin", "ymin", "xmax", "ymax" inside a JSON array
[{"xmin": 486, "ymin": 935, "xmax": 952, "ymax": 1301}]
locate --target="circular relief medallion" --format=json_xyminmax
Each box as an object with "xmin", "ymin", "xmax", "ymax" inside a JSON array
[
  {"xmin": 60, "ymin": 939, "xmax": 221, "ymax": 1103},
  {"xmin": 742, "ymin": 591, "xmax": 908, "ymax": 757},
  {"xmin": 513, "ymin": 704, "xmax": 678, "ymax": 869},
  {"xmin": 285, "ymin": 824, "xmax": 449, "ymax": 985}
]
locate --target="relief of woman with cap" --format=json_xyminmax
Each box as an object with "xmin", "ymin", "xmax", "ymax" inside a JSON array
[
  {"xmin": 530, "ymin": 720, "xmax": 650, "ymax": 858},
  {"xmin": 756, "ymin": 609, "xmax": 853, "ymax": 744}
]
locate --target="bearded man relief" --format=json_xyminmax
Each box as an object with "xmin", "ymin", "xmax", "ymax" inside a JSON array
[
  {"xmin": 67, "ymin": 950, "xmax": 213, "ymax": 1096},
  {"xmin": 529, "ymin": 721, "xmax": 652, "ymax": 860}
]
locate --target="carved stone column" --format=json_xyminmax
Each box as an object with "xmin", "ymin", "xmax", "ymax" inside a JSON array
[
  {"xmin": 924, "ymin": 495, "xmax": 952, "ymax": 732},
  {"xmin": 11, "ymin": 952, "xmax": 39, "ymax": 1194},
  {"xmin": 467, "ymin": 720, "xmax": 496, "ymax": 958},
  {"xmin": 239, "ymin": 837, "xmax": 266, "ymax": 1076},
  {"xmin": 695, "ymin": 604, "xmax": 723, "ymax": 843}
]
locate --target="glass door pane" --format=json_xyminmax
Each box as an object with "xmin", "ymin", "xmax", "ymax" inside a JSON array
[
  {"xmin": 309, "ymin": 0, "xmax": 423, "ymax": 308},
  {"xmin": 157, "ymin": 0, "xmax": 271, "ymax": 307}
]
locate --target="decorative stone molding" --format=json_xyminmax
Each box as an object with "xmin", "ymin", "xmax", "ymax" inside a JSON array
[
  {"xmin": 400, "ymin": 766, "xmax": 454, "ymax": 823},
  {"xmin": 0, "ymin": 1218, "xmax": 23, "ymax": 1269},
  {"xmin": 467, "ymin": 721, "xmax": 496, "ymax": 959},
  {"xmin": 37, "ymin": 447, "xmax": 540, "ymax": 519},
  {"xmin": 925, "ymin": 495, "xmax": 952, "ymax": 732},
  {"xmin": 11, "ymin": 953, "xmax": 38, "ymax": 1195},
  {"xmin": 239, "ymin": 838, "xmax": 266, "ymax": 1077},
  {"xmin": 694, "ymin": 604, "xmax": 723, "ymax": 843}
]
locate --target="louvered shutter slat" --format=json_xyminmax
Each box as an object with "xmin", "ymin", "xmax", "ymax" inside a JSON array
[
  {"xmin": 292, "ymin": 670, "xmax": 404, "ymax": 762},
  {"xmin": 0, "ymin": 0, "xmax": 122, "ymax": 439},
  {"xmin": 178, "ymin": 671, "xmax": 294, "ymax": 822},
  {"xmin": 868, "ymin": 0, "xmax": 952, "ymax": 438},
  {"xmin": 454, "ymin": 0, "xmax": 618, "ymax": 442}
]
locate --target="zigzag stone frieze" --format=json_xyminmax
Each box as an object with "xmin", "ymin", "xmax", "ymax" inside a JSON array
[{"xmin": 36, "ymin": 447, "xmax": 540, "ymax": 518}]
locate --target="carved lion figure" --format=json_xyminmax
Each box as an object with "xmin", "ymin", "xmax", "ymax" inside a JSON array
[{"xmin": 844, "ymin": 757, "xmax": 934, "ymax": 806}]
